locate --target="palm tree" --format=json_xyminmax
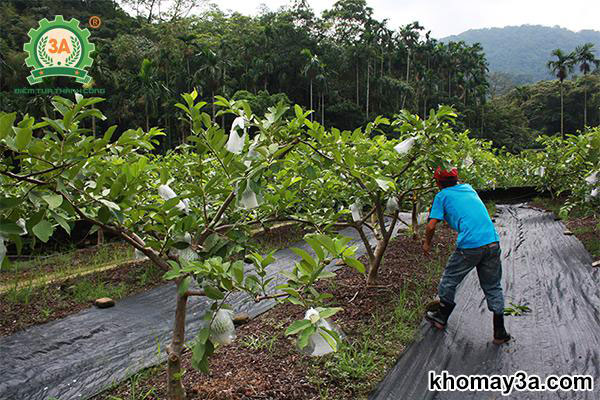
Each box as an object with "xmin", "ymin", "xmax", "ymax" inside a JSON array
[
  {"xmin": 138, "ymin": 58, "xmax": 159, "ymax": 132},
  {"xmin": 575, "ymin": 43, "xmax": 600, "ymax": 128},
  {"xmin": 301, "ymin": 49, "xmax": 323, "ymax": 122},
  {"xmin": 547, "ymin": 49, "xmax": 575, "ymax": 137}
]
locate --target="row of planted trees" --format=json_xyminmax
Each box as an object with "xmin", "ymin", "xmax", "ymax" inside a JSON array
[{"xmin": 0, "ymin": 93, "xmax": 598, "ymax": 399}]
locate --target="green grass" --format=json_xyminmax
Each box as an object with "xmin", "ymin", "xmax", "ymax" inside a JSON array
[
  {"xmin": 240, "ymin": 332, "xmax": 280, "ymax": 352},
  {"xmin": 308, "ymin": 254, "xmax": 446, "ymax": 399},
  {"xmin": 71, "ymin": 279, "xmax": 129, "ymax": 303}
]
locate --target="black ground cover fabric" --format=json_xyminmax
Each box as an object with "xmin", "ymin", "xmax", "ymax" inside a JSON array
[
  {"xmin": 370, "ymin": 204, "xmax": 600, "ymax": 400},
  {"xmin": 0, "ymin": 214, "xmax": 417, "ymax": 400}
]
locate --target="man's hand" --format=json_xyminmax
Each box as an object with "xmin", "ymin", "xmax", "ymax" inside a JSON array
[
  {"xmin": 423, "ymin": 218, "xmax": 439, "ymax": 256},
  {"xmin": 423, "ymin": 241, "xmax": 431, "ymax": 256}
]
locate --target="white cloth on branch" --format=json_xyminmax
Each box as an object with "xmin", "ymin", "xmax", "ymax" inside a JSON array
[
  {"xmin": 350, "ymin": 202, "xmax": 362, "ymax": 222},
  {"xmin": 386, "ymin": 197, "xmax": 399, "ymax": 213},
  {"xmin": 462, "ymin": 156, "xmax": 474, "ymax": 168},
  {"xmin": 0, "ymin": 235, "xmax": 6, "ymax": 267},
  {"xmin": 16, "ymin": 218, "xmax": 27, "ymax": 235},
  {"xmin": 158, "ymin": 184, "xmax": 190, "ymax": 213},
  {"xmin": 244, "ymin": 136, "xmax": 260, "ymax": 167},
  {"xmin": 240, "ymin": 185, "xmax": 259, "ymax": 209},
  {"xmin": 534, "ymin": 166, "xmax": 545, "ymax": 178},
  {"xmin": 394, "ymin": 137, "xmax": 416, "ymax": 155},
  {"xmin": 585, "ymin": 171, "xmax": 598, "ymax": 185},
  {"xmin": 299, "ymin": 308, "xmax": 342, "ymax": 357},
  {"xmin": 210, "ymin": 309, "xmax": 236, "ymax": 345},
  {"xmin": 226, "ymin": 116, "xmax": 247, "ymax": 154}
]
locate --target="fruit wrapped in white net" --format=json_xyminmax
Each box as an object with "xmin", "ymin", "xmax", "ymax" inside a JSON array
[
  {"xmin": 240, "ymin": 185, "xmax": 259, "ymax": 209},
  {"xmin": 298, "ymin": 308, "xmax": 343, "ymax": 357},
  {"xmin": 585, "ymin": 171, "xmax": 598, "ymax": 185},
  {"xmin": 0, "ymin": 235, "xmax": 6, "ymax": 267},
  {"xmin": 158, "ymin": 184, "xmax": 189, "ymax": 213},
  {"xmin": 226, "ymin": 116, "xmax": 246, "ymax": 154},
  {"xmin": 210, "ymin": 309, "xmax": 236, "ymax": 345},
  {"xmin": 386, "ymin": 197, "xmax": 399, "ymax": 213},
  {"xmin": 394, "ymin": 137, "xmax": 415, "ymax": 155},
  {"xmin": 350, "ymin": 202, "xmax": 361, "ymax": 222},
  {"xmin": 534, "ymin": 166, "xmax": 545, "ymax": 178}
]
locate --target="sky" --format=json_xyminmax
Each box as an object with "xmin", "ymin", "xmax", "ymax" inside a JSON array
[{"xmin": 208, "ymin": 0, "xmax": 600, "ymax": 38}]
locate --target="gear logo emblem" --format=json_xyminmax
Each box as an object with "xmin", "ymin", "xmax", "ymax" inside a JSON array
[{"xmin": 23, "ymin": 15, "xmax": 95, "ymax": 85}]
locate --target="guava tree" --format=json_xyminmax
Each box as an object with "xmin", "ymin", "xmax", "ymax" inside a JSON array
[
  {"xmin": 279, "ymin": 106, "xmax": 461, "ymax": 285},
  {"xmin": 0, "ymin": 93, "xmax": 365, "ymax": 400}
]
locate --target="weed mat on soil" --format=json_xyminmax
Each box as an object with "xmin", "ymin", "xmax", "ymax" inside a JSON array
[
  {"xmin": 0, "ymin": 214, "xmax": 421, "ymax": 400},
  {"xmin": 370, "ymin": 204, "xmax": 600, "ymax": 400}
]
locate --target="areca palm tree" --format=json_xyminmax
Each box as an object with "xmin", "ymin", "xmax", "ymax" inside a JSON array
[
  {"xmin": 138, "ymin": 58, "xmax": 159, "ymax": 132},
  {"xmin": 547, "ymin": 49, "xmax": 575, "ymax": 137},
  {"xmin": 301, "ymin": 49, "xmax": 323, "ymax": 122},
  {"xmin": 575, "ymin": 43, "xmax": 600, "ymax": 128}
]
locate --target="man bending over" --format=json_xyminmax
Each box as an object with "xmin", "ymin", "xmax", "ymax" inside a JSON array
[{"xmin": 422, "ymin": 167, "xmax": 511, "ymax": 345}]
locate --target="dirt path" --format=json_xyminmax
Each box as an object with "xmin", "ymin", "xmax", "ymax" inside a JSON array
[
  {"xmin": 370, "ymin": 204, "xmax": 600, "ymax": 399},
  {"xmin": 0, "ymin": 213, "xmax": 423, "ymax": 400}
]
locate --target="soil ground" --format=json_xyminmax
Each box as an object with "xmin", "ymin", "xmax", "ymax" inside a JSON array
[
  {"xmin": 0, "ymin": 223, "xmax": 311, "ymax": 337},
  {"xmin": 95, "ymin": 226, "xmax": 456, "ymax": 400},
  {"xmin": 529, "ymin": 197, "xmax": 599, "ymax": 262}
]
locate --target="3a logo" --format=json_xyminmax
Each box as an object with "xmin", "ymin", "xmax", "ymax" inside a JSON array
[{"xmin": 23, "ymin": 15, "xmax": 95, "ymax": 85}]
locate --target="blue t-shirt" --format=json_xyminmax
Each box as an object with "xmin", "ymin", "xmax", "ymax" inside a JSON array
[{"xmin": 428, "ymin": 183, "xmax": 499, "ymax": 249}]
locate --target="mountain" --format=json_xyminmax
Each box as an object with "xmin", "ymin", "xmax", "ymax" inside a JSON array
[{"xmin": 442, "ymin": 25, "xmax": 600, "ymax": 83}]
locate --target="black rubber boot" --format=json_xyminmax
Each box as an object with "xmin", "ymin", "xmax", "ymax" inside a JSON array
[
  {"xmin": 425, "ymin": 302, "xmax": 455, "ymax": 330},
  {"xmin": 493, "ymin": 313, "xmax": 511, "ymax": 344}
]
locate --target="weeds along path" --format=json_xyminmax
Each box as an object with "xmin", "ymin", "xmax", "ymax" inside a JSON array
[
  {"xmin": 371, "ymin": 204, "xmax": 600, "ymax": 400},
  {"xmin": 0, "ymin": 213, "xmax": 423, "ymax": 400}
]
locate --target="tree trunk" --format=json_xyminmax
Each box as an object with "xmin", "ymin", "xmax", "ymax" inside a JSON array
[
  {"xmin": 366, "ymin": 239, "xmax": 387, "ymax": 285},
  {"xmin": 366, "ymin": 59, "xmax": 370, "ymax": 119},
  {"xmin": 411, "ymin": 197, "xmax": 419, "ymax": 240},
  {"xmin": 356, "ymin": 63, "xmax": 359, "ymax": 107},
  {"xmin": 212, "ymin": 91, "xmax": 216, "ymax": 123},
  {"xmin": 560, "ymin": 82, "xmax": 564, "ymax": 138},
  {"xmin": 321, "ymin": 92, "xmax": 325, "ymax": 125},
  {"xmin": 145, "ymin": 95, "xmax": 149, "ymax": 132},
  {"xmin": 309, "ymin": 78, "xmax": 313, "ymax": 122},
  {"xmin": 405, "ymin": 50, "xmax": 410, "ymax": 82},
  {"xmin": 167, "ymin": 282, "xmax": 188, "ymax": 400},
  {"xmin": 584, "ymin": 79, "xmax": 588, "ymax": 128},
  {"xmin": 97, "ymin": 228, "xmax": 104, "ymax": 246},
  {"xmin": 91, "ymin": 105, "xmax": 96, "ymax": 136}
]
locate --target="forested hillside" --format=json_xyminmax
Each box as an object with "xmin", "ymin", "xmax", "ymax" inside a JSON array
[
  {"xmin": 0, "ymin": 0, "xmax": 490, "ymax": 149},
  {"xmin": 443, "ymin": 25, "xmax": 600, "ymax": 83}
]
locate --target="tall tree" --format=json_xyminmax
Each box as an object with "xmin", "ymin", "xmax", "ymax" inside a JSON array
[
  {"xmin": 301, "ymin": 49, "xmax": 323, "ymax": 122},
  {"xmin": 575, "ymin": 43, "xmax": 600, "ymax": 128},
  {"xmin": 547, "ymin": 49, "xmax": 575, "ymax": 137}
]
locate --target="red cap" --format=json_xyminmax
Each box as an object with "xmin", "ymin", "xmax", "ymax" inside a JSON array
[{"xmin": 434, "ymin": 167, "xmax": 458, "ymax": 180}]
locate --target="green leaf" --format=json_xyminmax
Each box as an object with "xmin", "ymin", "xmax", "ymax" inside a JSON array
[
  {"xmin": 0, "ymin": 112, "xmax": 16, "ymax": 139},
  {"xmin": 51, "ymin": 213, "xmax": 71, "ymax": 234},
  {"xmin": 14, "ymin": 127, "xmax": 33, "ymax": 150},
  {"xmin": 178, "ymin": 276, "xmax": 192, "ymax": 296},
  {"xmin": 204, "ymin": 285, "xmax": 224, "ymax": 300},
  {"xmin": 344, "ymin": 257, "xmax": 365, "ymax": 274},
  {"xmin": 0, "ymin": 223, "xmax": 22, "ymax": 235},
  {"xmin": 0, "ymin": 197, "xmax": 22, "ymax": 210},
  {"xmin": 318, "ymin": 307, "xmax": 342, "ymax": 319},
  {"xmin": 172, "ymin": 241, "xmax": 190, "ymax": 250},
  {"xmin": 42, "ymin": 194, "xmax": 63, "ymax": 210},
  {"xmin": 231, "ymin": 260, "xmax": 244, "ymax": 283},
  {"xmin": 291, "ymin": 247, "xmax": 317, "ymax": 269},
  {"xmin": 304, "ymin": 236, "xmax": 324, "ymax": 261},
  {"xmin": 319, "ymin": 328, "xmax": 340, "ymax": 352},
  {"xmin": 32, "ymin": 220, "xmax": 54, "ymax": 243},
  {"xmin": 297, "ymin": 325, "xmax": 316, "ymax": 349},
  {"xmin": 285, "ymin": 319, "xmax": 312, "ymax": 336}
]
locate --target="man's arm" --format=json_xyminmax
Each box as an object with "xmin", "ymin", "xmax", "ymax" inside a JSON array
[{"xmin": 423, "ymin": 218, "xmax": 440, "ymax": 256}]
